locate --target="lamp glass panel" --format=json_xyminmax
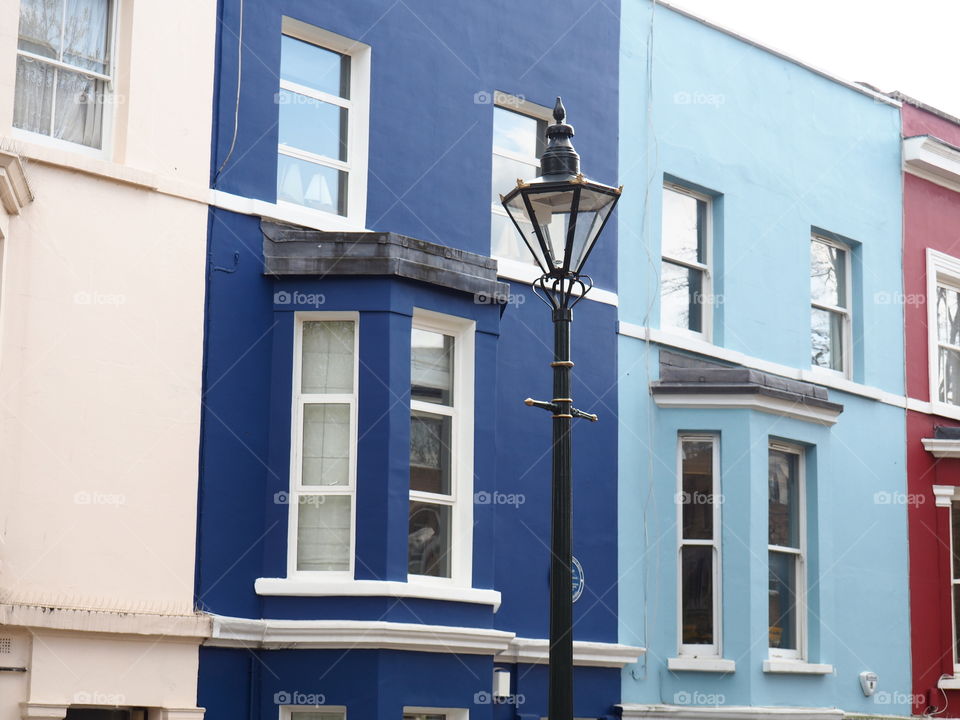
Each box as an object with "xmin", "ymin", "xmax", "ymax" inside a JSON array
[{"xmin": 504, "ymin": 191, "xmax": 551, "ymax": 273}]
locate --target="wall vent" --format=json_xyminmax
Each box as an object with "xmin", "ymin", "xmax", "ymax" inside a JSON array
[{"xmin": 0, "ymin": 637, "xmax": 11, "ymax": 654}]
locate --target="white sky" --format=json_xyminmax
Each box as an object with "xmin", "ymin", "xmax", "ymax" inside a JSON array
[{"xmin": 665, "ymin": 0, "xmax": 960, "ymax": 118}]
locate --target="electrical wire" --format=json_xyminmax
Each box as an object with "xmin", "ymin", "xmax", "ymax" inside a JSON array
[{"xmin": 214, "ymin": 0, "xmax": 244, "ymax": 184}]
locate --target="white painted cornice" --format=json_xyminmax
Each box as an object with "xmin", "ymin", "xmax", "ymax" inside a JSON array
[
  {"xmin": 498, "ymin": 637, "xmax": 645, "ymax": 668},
  {"xmin": 207, "ymin": 615, "xmax": 513, "ymax": 655},
  {"xmin": 254, "ymin": 577, "xmax": 501, "ymax": 610},
  {"xmin": 923, "ymin": 438, "xmax": 960, "ymax": 459},
  {"xmin": 206, "ymin": 615, "xmax": 643, "ymax": 667},
  {"xmin": 0, "ymin": 603, "xmax": 210, "ymax": 639},
  {"xmin": 619, "ymin": 705, "xmax": 844, "ymax": 720},
  {"xmin": 652, "ymin": 392, "xmax": 841, "ymax": 426},
  {"xmin": 932, "ymin": 485, "xmax": 960, "ymax": 508},
  {"xmin": 904, "ymin": 135, "xmax": 960, "ymax": 193}
]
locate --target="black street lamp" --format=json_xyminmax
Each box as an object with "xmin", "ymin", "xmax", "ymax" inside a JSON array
[{"xmin": 500, "ymin": 98, "xmax": 621, "ymax": 720}]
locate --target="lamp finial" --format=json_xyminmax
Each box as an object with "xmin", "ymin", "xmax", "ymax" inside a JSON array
[
  {"xmin": 553, "ymin": 97, "xmax": 566, "ymax": 124},
  {"xmin": 541, "ymin": 96, "xmax": 579, "ymax": 177}
]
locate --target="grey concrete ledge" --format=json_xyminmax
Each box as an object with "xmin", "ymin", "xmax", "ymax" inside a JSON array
[{"xmin": 261, "ymin": 220, "xmax": 511, "ymax": 300}]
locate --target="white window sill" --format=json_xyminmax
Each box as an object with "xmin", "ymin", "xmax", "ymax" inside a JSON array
[
  {"xmin": 668, "ymin": 656, "xmax": 736, "ymax": 673},
  {"xmin": 212, "ymin": 190, "xmax": 368, "ymax": 233},
  {"xmin": 762, "ymin": 659, "xmax": 834, "ymax": 675},
  {"xmin": 254, "ymin": 577, "xmax": 501, "ymax": 610},
  {"xmin": 938, "ymin": 676, "xmax": 960, "ymax": 689}
]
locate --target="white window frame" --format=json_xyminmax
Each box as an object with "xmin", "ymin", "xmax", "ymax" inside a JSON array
[
  {"xmin": 287, "ymin": 311, "xmax": 359, "ymax": 579},
  {"xmin": 280, "ymin": 706, "xmax": 345, "ymax": 720},
  {"xmin": 676, "ymin": 433, "xmax": 722, "ymax": 658},
  {"xmin": 403, "ymin": 708, "xmax": 468, "ymax": 720},
  {"xmin": 767, "ymin": 442, "xmax": 807, "ymax": 661},
  {"xmin": 490, "ymin": 93, "xmax": 550, "ymax": 274},
  {"xmin": 12, "ymin": 0, "xmax": 119, "ymax": 158},
  {"xmin": 277, "ymin": 18, "xmax": 370, "ymax": 230},
  {"xmin": 926, "ymin": 249, "xmax": 960, "ymax": 417},
  {"xmin": 809, "ymin": 234, "xmax": 852, "ymax": 379},
  {"xmin": 949, "ymin": 500, "xmax": 960, "ymax": 675},
  {"xmin": 660, "ymin": 182, "xmax": 713, "ymax": 342},
  {"xmin": 409, "ymin": 309, "xmax": 475, "ymax": 587}
]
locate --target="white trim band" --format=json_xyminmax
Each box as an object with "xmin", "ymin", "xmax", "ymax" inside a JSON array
[
  {"xmin": 619, "ymin": 705, "xmax": 843, "ymax": 720},
  {"xmin": 620, "ymin": 322, "xmax": 906, "ymax": 409},
  {"xmin": 667, "ymin": 656, "xmax": 736, "ymax": 673},
  {"xmin": 653, "ymin": 393, "xmax": 841, "ymax": 426},
  {"xmin": 208, "ymin": 615, "xmax": 513, "ymax": 654},
  {"xmin": 254, "ymin": 577, "xmax": 501, "ymax": 609},
  {"xmin": 762, "ymin": 659, "xmax": 834, "ymax": 674},
  {"xmin": 498, "ymin": 637, "xmax": 645, "ymax": 668}
]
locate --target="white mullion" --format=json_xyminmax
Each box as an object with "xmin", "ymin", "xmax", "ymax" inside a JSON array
[
  {"xmin": 811, "ymin": 300, "xmax": 849, "ymax": 316},
  {"xmin": 410, "ymin": 490, "xmax": 455, "ymax": 505},
  {"xmin": 278, "ymin": 144, "xmax": 350, "ymax": 172},
  {"xmin": 939, "ymin": 341, "xmax": 960, "ymax": 354},
  {"xmin": 411, "ymin": 399, "xmax": 455, "ymax": 417},
  {"xmin": 680, "ymin": 538, "xmax": 715, "ymax": 547},
  {"xmin": 16, "ymin": 50, "xmax": 114, "ymax": 82},
  {"xmin": 279, "ymin": 78, "xmax": 350, "ymax": 108},
  {"xmin": 768, "ymin": 544, "xmax": 802, "ymax": 555}
]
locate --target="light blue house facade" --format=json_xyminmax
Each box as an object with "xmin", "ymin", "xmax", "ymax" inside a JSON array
[{"xmin": 617, "ymin": 1, "xmax": 911, "ymax": 717}]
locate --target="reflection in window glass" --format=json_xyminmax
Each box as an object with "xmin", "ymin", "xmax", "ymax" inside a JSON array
[
  {"xmin": 810, "ymin": 237, "xmax": 849, "ymax": 373},
  {"xmin": 768, "ymin": 447, "xmax": 802, "ymax": 654},
  {"xmin": 679, "ymin": 437, "xmax": 718, "ymax": 650},
  {"xmin": 938, "ymin": 285, "xmax": 960, "ymax": 405},
  {"xmin": 661, "ymin": 186, "xmax": 709, "ymax": 335}
]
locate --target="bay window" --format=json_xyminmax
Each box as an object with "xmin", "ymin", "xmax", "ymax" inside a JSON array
[
  {"xmin": 408, "ymin": 311, "xmax": 474, "ymax": 583},
  {"xmin": 768, "ymin": 444, "xmax": 805, "ymax": 658},
  {"xmin": 289, "ymin": 314, "xmax": 358, "ymax": 575}
]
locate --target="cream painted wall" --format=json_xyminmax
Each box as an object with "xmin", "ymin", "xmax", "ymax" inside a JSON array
[{"xmin": 0, "ymin": 0, "xmax": 216, "ymax": 616}]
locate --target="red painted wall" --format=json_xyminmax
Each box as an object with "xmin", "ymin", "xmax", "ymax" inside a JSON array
[{"xmin": 904, "ymin": 101, "xmax": 960, "ymax": 715}]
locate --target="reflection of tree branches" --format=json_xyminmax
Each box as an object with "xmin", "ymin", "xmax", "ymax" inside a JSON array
[{"xmin": 937, "ymin": 288, "xmax": 960, "ymax": 403}]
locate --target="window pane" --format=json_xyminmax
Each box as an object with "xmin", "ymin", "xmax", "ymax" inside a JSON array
[
  {"xmin": 62, "ymin": 0, "xmax": 110, "ymax": 74},
  {"xmin": 681, "ymin": 545, "xmax": 713, "ymax": 645},
  {"xmin": 769, "ymin": 550, "xmax": 798, "ymax": 650},
  {"xmin": 768, "ymin": 449, "xmax": 799, "ymax": 548},
  {"xmin": 410, "ymin": 411, "xmax": 451, "ymax": 495},
  {"xmin": 13, "ymin": 56, "xmax": 54, "ymax": 135},
  {"xmin": 938, "ymin": 285, "xmax": 960, "ymax": 346},
  {"xmin": 491, "ymin": 153, "xmax": 538, "ymax": 205},
  {"xmin": 940, "ymin": 347, "xmax": 960, "ymax": 406},
  {"xmin": 302, "ymin": 320, "xmax": 355, "ymax": 394},
  {"xmin": 302, "ymin": 404, "xmax": 350, "ymax": 487},
  {"xmin": 811, "ymin": 307, "xmax": 844, "ymax": 371},
  {"xmin": 53, "ymin": 68, "xmax": 105, "ymax": 148},
  {"xmin": 296, "ymin": 495, "xmax": 351, "ymax": 571},
  {"xmin": 953, "ymin": 504, "xmax": 960, "ymax": 579},
  {"xmin": 493, "ymin": 106, "xmax": 541, "ymax": 157},
  {"xmin": 277, "ymin": 153, "xmax": 347, "ymax": 215},
  {"xmin": 408, "ymin": 501, "xmax": 451, "ymax": 577},
  {"xmin": 280, "ymin": 35, "xmax": 349, "ymax": 98},
  {"xmin": 662, "ymin": 187, "xmax": 705, "ymax": 264},
  {"xmin": 661, "ymin": 261, "xmax": 703, "ymax": 333},
  {"xmin": 810, "ymin": 239, "xmax": 847, "ymax": 308},
  {"xmin": 279, "ymin": 90, "xmax": 347, "ymax": 161},
  {"xmin": 681, "ymin": 440, "xmax": 713, "ymax": 540},
  {"xmin": 492, "ymin": 211, "xmax": 535, "ymax": 264},
  {"xmin": 18, "ymin": 0, "xmax": 63, "ymax": 60},
  {"xmin": 411, "ymin": 329, "xmax": 454, "ymax": 405}
]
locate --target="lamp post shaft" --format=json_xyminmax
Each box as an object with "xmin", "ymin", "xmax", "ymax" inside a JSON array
[{"xmin": 549, "ymin": 305, "xmax": 574, "ymax": 720}]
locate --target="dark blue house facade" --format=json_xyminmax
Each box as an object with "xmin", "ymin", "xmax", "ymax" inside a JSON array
[{"xmin": 196, "ymin": 2, "xmax": 633, "ymax": 719}]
